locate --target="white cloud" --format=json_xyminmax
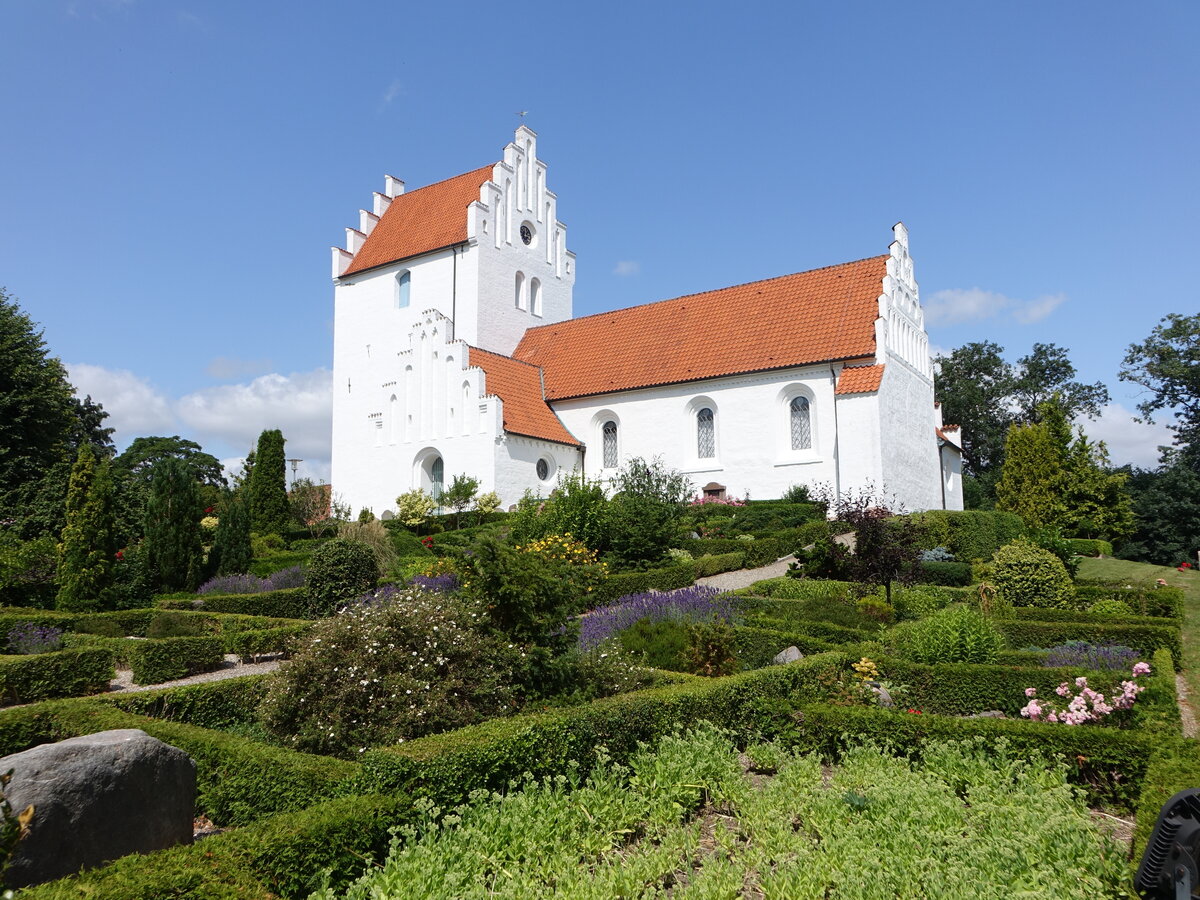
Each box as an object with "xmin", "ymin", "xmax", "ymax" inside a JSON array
[
  {"xmin": 177, "ymin": 368, "xmax": 332, "ymax": 464},
  {"xmin": 205, "ymin": 356, "xmax": 275, "ymax": 380},
  {"xmin": 380, "ymin": 79, "xmax": 403, "ymax": 109},
  {"xmin": 924, "ymin": 287, "xmax": 1067, "ymax": 327},
  {"xmin": 613, "ymin": 260, "xmax": 640, "ymax": 277},
  {"xmin": 66, "ymin": 363, "xmax": 175, "ymax": 441},
  {"xmin": 1079, "ymin": 403, "xmax": 1175, "ymax": 469}
]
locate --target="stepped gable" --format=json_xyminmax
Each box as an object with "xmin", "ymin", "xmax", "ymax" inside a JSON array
[
  {"xmin": 513, "ymin": 255, "xmax": 888, "ymax": 401},
  {"xmin": 468, "ymin": 346, "xmax": 581, "ymax": 447},
  {"xmin": 834, "ymin": 364, "xmax": 886, "ymax": 395},
  {"xmin": 343, "ymin": 165, "xmax": 494, "ymax": 276}
]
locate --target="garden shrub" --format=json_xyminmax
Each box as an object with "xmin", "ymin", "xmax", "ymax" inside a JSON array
[
  {"xmin": 165, "ymin": 587, "xmax": 312, "ymax": 619},
  {"xmin": 1008, "ymin": 606, "xmax": 1175, "ymax": 627},
  {"xmin": 889, "ymin": 605, "xmax": 1004, "ymax": 665},
  {"xmin": 1088, "ymin": 599, "xmax": 1134, "ymax": 619},
  {"xmin": 691, "ymin": 551, "xmax": 744, "ymax": 577},
  {"xmin": 855, "ymin": 597, "xmax": 894, "ymax": 624},
  {"xmin": 991, "ymin": 539, "xmax": 1075, "ymax": 608},
  {"xmin": 684, "ymin": 620, "xmax": 738, "ymax": 676},
  {"xmin": 304, "ymin": 539, "xmax": 379, "ymax": 617},
  {"xmin": 225, "ymin": 624, "xmax": 312, "ymax": 662},
  {"xmin": 738, "ymin": 598, "xmax": 876, "ymax": 638},
  {"xmin": 916, "ymin": 560, "xmax": 973, "ymax": 586},
  {"xmin": 1066, "ymin": 538, "xmax": 1113, "ymax": 557},
  {"xmin": 6, "ymin": 623, "xmax": 63, "ymax": 654},
  {"xmin": 743, "ymin": 577, "xmax": 855, "ymax": 602},
  {"xmin": 731, "ymin": 626, "xmax": 846, "ymax": 668},
  {"xmin": 1042, "ymin": 641, "xmax": 1144, "ymax": 671},
  {"xmin": 336, "ymin": 520, "xmax": 398, "ymax": 575},
  {"xmin": 589, "ymin": 562, "xmax": 695, "ymax": 606},
  {"xmin": 684, "ymin": 538, "xmax": 789, "ymax": 568},
  {"xmin": 129, "ymin": 636, "xmax": 225, "ymax": 684},
  {"xmin": 199, "ymin": 567, "xmax": 306, "ymax": 596},
  {"xmin": 1074, "ymin": 583, "xmax": 1182, "ymax": 619},
  {"xmin": 580, "ymin": 585, "xmax": 734, "ymax": 650},
  {"xmin": 909, "ymin": 510, "xmax": 1025, "ymax": 561},
  {"xmin": 0, "ymin": 647, "xmax": 114, "ymax": 705},
  {"xmin": 998, "ymin": 620, "xmax": 1181, "ymax": 668},
  {"xmin": 146, "ymin": 610, "xmax": 213, "ymax": 639},
  {"xmin": 259, "ymin": 588, "xmax": 524, "ymax": 757},
  {"xmin": 248, "ymin": 552, "xmax": 311, "ymax": 578},
  {"xmin": 615, "ymin": 618, "xmax": 690, "ymax": 670},
  {"xmin": 891, "ymin": 585, "xmax": 966, "ymax": 621},
  {"xmin": 103, "ymin": 674, "xmax": 268, "ymax": 730}
]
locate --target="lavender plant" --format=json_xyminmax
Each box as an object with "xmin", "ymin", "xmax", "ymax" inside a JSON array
[
  {"xmin": 6, "ymin": 624, "xmax": 63, "ymax": 655},
  {"xmin": 408, "ymin": 572, "xmax": 459, "ymax": 594},
  {"xmin": 1043, "ymin": 641, "xmax": 1143, "ymax": 671},
  {"xmin": 198, "ymin": 565, "xmax": 305, "ymax": 595},
  {"xmin": 579, "ymin": 585, "xmax": 735, "ymax": 650}
]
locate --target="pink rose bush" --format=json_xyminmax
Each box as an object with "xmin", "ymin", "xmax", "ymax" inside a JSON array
[{"xmin": 1021, "ymin": 662, "xmax": 1150, "ymax": 725}]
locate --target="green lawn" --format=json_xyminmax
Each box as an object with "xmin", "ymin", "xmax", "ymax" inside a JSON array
[{"xmin": 1077, "ymin": 556, "xmax": 1200, "ymax": 729}]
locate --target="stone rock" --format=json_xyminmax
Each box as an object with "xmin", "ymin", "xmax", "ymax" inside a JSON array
[
  {"xmin": 868, "ymin": 681, "xmax": 894, "ymax": 708},
  {"xmin": 966, "ymin": 710, "xmax": 1007, "ymax": 719},
  {"xmin": 772, "ymin": 646, "xmax": 804, "ymax": 665},
  {"xmin": 1, "ymin": 729, "xmax": 196, "ymax": 888}
]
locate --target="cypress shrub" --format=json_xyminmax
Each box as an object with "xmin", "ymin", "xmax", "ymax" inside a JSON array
[
  {"xmin": 55, "ymin": 447, "xmax": 119, "ymax": 612},
  {"xmin": 211, "ymin": 493, "xmax": 252, "ymax": 576},
  {"xmin": 248, "ymin": 429, "xmax": 290, "ymax": 535},
  {"xmin": 304, "ymin": 539, "xmax": 379, "ymax": 616},
  {"xmin": 143, "ymin": 457, "xmax": 205, "ymax": 593}
]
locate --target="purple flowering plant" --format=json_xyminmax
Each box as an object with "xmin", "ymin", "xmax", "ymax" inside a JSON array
[
  {"xmin": 198, "ymin": 565, "xmax": 306, "ymax": 596},
  {"xmin": 579, "ymin": 585, "xmax": 736, "ymax": 650},
  {"xmin": 1042, "ymin": 641, "xmax": 1142, "ymax": 671},
  {"xmin": 7, "ymin": 624, "xmax": 63, "ymax": 655}
]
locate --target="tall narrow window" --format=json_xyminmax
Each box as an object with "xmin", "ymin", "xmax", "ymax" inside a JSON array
[
  {"xmin": 697, "ymin": 408, "xmax": 715, "ymax": 458},
  {"xmin": 515, "ymin": 271, "xmax": 526, "ymax": 310},
  {"xmin": 790, "ymin": 396, "xmax": 812, "ymax": 450},
  {"xmin": 602, "ymin": 421, "xmax": 618, "ymax": 468},
  {"xmin": 431, "ymin": 457, "xmax": 444, "ymax": 501},
  {"xmin": 396, "ymin": 271, "xmax": 411, "ymax": 308},
  {"xmin": 530, "ymin": 278, "xmax": 542, "ymax": 316}
]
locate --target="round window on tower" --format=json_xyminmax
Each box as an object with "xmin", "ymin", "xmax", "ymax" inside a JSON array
[{"xmin": 520, "ymin": 222, "xmax": 535, "ymax": 246}]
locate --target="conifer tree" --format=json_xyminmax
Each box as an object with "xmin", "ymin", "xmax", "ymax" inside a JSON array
[
  {"xmin": 143, "ymin": 457, "xmax": 204, "ymax": 593},
  {"xmin": 55, "ymin": 446, "xmax": 118, "ymax": 611},
  {"xmin": 210, "ymin": 493, "xmax": 252, "ymax": 576},
  {"xmin": 995, "ymin": 421, "xmax": 1068, "ymax": 530},
  {"xmin": 248, "ymin": 429, "xmax": 290, "ymax": 534}
]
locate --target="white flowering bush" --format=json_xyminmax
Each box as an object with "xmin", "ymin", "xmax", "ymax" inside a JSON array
[{"xmin": 258, "ymin": 586, "xmax": 523, "ymax": 756}]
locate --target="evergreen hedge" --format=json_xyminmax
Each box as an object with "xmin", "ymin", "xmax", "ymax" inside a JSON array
[
  {"xmin": 101, "ymin": 674, "xmax": 267, "ymax": 730},
  {"xmin": 683, "ymin": 537, "xmax": 790, "ymax": 567},
  {"xmin": 129, "ymin": 636, "xmax": 225, "ymax": 684},
  {"xmin": 998, "ymin": 620, "xmax": 1181, "ymax": 667},
  {"xmin": 161, "ymin": 587, "xmax": 312, "ymax": 619},
  {"xmin": 908, "ymin": 509, "xmax": 1026, "ymax": 561},
  {"xmin": 1065, "ymin": 538, "xmax": 1114, "ymax": 557},
  {"xmin": 0, "ymin": 647, "xmax": 113, "ymax": 705},
  {"xmin": 590, "ymin": 562, "xmax": 696, "ymax": 605},
  {"xmin": 1073, "ymin": 583, "xmax": 1183, "ymax": 619}
]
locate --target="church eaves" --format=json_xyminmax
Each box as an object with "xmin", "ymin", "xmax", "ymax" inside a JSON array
[
  {"xmin": 467, "ymin": 346, "xmax": 581, "ymax": 447},
  {"xmin": 834, "ymin": 364, "xmax": 886, "ymax": 395},
  {"xmin": 342, "ymin": 166, "xmax": 494, "ymax": 276},
  {"xmin": 513, "ymin": 256, "xmax": 888, "ymax": 401}
]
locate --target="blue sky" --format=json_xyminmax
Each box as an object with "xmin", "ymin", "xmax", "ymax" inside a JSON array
[{"xmin": 1, "ymin": 0, "xmax": 1196, "ymax": 480}]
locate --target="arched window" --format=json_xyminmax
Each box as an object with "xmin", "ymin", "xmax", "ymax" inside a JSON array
[
  {"xmin": 536, "ymin": 458, "xmax": 549, "ymax": 480},
  {"xmin": 530, "ymin": 278, "xmax": 542, "ymax": 316},
  {"xmin": 515, "ymin": 271, "xmax": 526, "ymax": 310},
  {"xmin": 602, "ymin": 421, "xmax": 618, "ymax": 468},
  {"xmin": 396, "ymin": 270, "xmax": 411, "ymax": 308},
  {"xmin": 389, "ymin": 394, "xmax": 398, "ymax": 443},
  {"xmin": 697, "ymin": 407, "xmax": 715, "ymax": 458},
  {"xmin": 430, "ymin": 456, "xmax": 444, "ymax": 501},
  {"xmin": 790, "ymin": 396, "xmax": 812, "ymax": 450}
]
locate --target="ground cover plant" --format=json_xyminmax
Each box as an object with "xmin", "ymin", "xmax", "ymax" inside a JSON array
[{"xmin": 318, "ymin": 726, "xmax": 1130, "ymax": 899}]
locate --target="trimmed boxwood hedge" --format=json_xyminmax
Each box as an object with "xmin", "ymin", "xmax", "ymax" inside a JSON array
[
  {"xmin": 1008, "ymin": 606, "xmax": 1178, "ymax": 627},
  {"xmin": 101, "ymin": 674, "xmax": 268, "ymax": 730},
  {"xmin": 0, "ymin": 699, "xmax": 359, "ymax": 826},
  {"xmin": 355, "ymin": 652, "xmax": 852, "ymax": 805},
  {"xmin": 1073, "ymin": 583, "xmax": 1183, "ymax": 619},
  {"xmin": 790, "ymin": 702, "xmax": 1158, "ymax": 810},
  {"xmin": 590, "ymin": 562, "xmax": 697, "ymax": 605},
  {"xmin": 998, "ymin": 619, "xmax": 1182, "ymax": 668},
  {"xmin": 162, "ymin": 587, "xmax": 312, "ymax": 619},
  {"xmin": 733, "ymin": 626, "xmax": 846, "ymax": 668},
  {"xmin": 684, "ymin": 537, "xmax": 790, "ymax": 568},
  {"xmin": 908, "ymin": 509, "xmax": 1026, "ymax": 561},
  {"xmin": 916, "ymin": 560, "xmax": 973, "ymax": 586},
  {"xmin": 224, "ymin": 624, "xmax": 312, "ymax": 662},
  {"xmin": 1065, "ymin": 538, "xmax": 1114, "ymax": 557},
  {"xmin": 0, "ymin": 647, "xmax": 114, "ymax": 705},
  {"xmin": 740, "ymin": 577, "xmax": 857, "ymax": 601},
  {"xmin": 691, "ymin": 551, "xmax": 745, "ymax": 577},
  {"xmin": 1132, "ymin": 740, "xmax": 1200, "ymax": 861},
  {"xmin": 129, "ymin": 636, "xmax": 225, "ymax": 684}
]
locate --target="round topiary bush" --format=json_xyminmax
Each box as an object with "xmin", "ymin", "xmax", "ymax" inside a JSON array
[
  {"xmin": 258, "ymin": 586, "xmax": 522, "ymax": 756},
  {"xmin": 304, "ymin": 538, "xmax": 380, "ymax": 616},
  {"xmin": 890, "ymin": 604, "xmax": 1004, "ymax": 665},
  {"xmin": 1088, "ymin": 599, "xmax": 1134, "ymax": 619},
  {"xmin": 990, "ymin": 539, "xmax": 1075, "ymax": 609}
]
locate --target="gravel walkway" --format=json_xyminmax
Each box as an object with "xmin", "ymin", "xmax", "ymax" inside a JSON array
[
  {"xmin": 105, "ymin": 654, "xmax": 282, "ymax": 695},
  {"xmin": 696, "ymin": 555, "xmax": 796, "ymax": 592}
]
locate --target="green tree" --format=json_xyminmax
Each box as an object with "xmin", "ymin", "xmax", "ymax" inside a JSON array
[
  {"xmin": 248, "ymin": 429, "xmax": 290, "ymax": 534},
  {"xmin": 441, "ymin": 474, "xmax": 480, "ymax": 529},
  {"xmin": 1012, "ymin": 343, "xmax": 1110, "ymax": 424},
  {"xmin": 0, "ymin": 288, "xmax": 114, "ymax": 536},
  {"xmin": 114, "ymin": 436, "xmax": 226, "ymax": 491},
  {"xmin": 143, "ymin": 457, "xmax": 204, "ymax": 593},
  {"xmin": 1120, "ymin": 313, "xmax": 1200, "ymax": 463},
  {"xmin": 1116, "ymin": 454, "xmax": 1200, "ymax": 566},
  {"xmin": 1061, "ymin": 432, "xmax": 1134, "ymax": 540},
  {"xmin": 934, "ymin": 341, "xmax": 1015, "ymax": 478},
  {"xmin": 55, "ymin": 446, "xmax": 118, "ymax": 611},
  {"xmin": 210, "ymin": 493, "xmax": 252, "ymax": 576},
  {"xmin": 606, "ymin": 458, "xmax": 693, "ymax": 567},
  {"xmin": 994, "ymin": 420, "xmax": 1068, "ymax": 530}
]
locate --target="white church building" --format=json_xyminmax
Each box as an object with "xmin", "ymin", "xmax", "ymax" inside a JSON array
[{"xmin": 330, "ymin": 126, "xmax": 963, "ymax": 516}]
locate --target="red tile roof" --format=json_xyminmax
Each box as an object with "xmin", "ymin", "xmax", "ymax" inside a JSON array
[
  {"xmin": 514, "ymin": 256, "xmax": 888, "ymax": 400},
  {"xmin": 343, "ymin": 165, "xmax": 494, "ymax": 276},
  {"xmin": 468, "ymin": 346, "xmax": 581, "ymax": 447},
  {"xmin": 834, "ymin": 364, "xmax": 886, "ymax": 395}
]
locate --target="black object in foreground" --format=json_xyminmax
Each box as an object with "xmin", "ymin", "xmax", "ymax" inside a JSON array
[{"xmin": 1137, "ymin": 789, "xmax": 1200, "ymax": 899}]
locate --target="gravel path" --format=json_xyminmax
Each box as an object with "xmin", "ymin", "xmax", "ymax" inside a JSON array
[
  {"xmin": 696, "ymin": 555, "xmax": 796, "ymax": 592},
  {"xmin": 106, "ymin": 654, "xmax": 282, "ymax": 695}
]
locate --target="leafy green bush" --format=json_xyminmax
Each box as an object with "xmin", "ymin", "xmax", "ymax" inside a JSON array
[
  {"xmin": 684, "ymin": 620, "xmax": 738, "ymax": 676},
  {"xmin": 909, "ymin": 509, "xmax": 1026, "ymax": 561},
  {"xmin": 146, "ymin": 610, "xmax": 213, "ymax": 639},
  {"xmin": 616, "ymin": 617, "xmax": 689, "ymax": 670},
  {"xmin": 590, "ymin": 563, "xmax": 696, "ymax": 606},
  {"xmin": 0, "ymin": 647, "xmax": 114, "ymax": 705},
  {"xmin": 1065, "ymin": 538, "xmax": 1113, "ymax": 557},
  {"xmin": 1087, "ymin": 599, "xmax": 1133, "ymax": 619},
  {"xmin": 304, "ymin": 539, "xmax": 379, "ymax": 616},
  {"xmin": 129, "ymin": 636, "xmax": 225, "ymax": 684},
  {"xmin": 102, "ymin": 674, "xmax": 268, "ymax": 730},
  {"xmin": 1074, "ymin": 583, "xmax": 1182, "ymax": 619},
  {"xmin": 998, "ymin": 619, "xmax": 1181, "ymax": 668},
  {"xmin": 889, "ymin": 605, "xmax": 1004, "ymax": 665},
  {"xmin": 917, "ymin": 560, "xmax": 973, "ymax": 586},
  {"xmin": 691, "ymin": 551, "xmax": 744, "ymax": 577},
  {"xmin": 248, "ymin": 552, "xmax": 311, "ymax": 578},
  {"xmin": 162, "ymin": 587, "xmax": 312, "ymax": 619},
  {"xmin": 259, "ymin": 588, "xmax": 524, "ymax": 757},
  {"xmin": 224, "ymin": 624, "xmax": 312, "ymax": 662},
  {"xmin": 991, "ymin": 539, "xmax": 1075, "ymax": 608},
  {"xmin": 743, "ymin": 577, "xmax": 855, "ymax": 602}
]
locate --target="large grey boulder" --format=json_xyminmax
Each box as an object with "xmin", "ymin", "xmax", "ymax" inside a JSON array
[
  {"xmin": 772, "ymin": 646, "xmax": 804, "ymax": 665},
  {"xmin": 1, "ymin": 729, "xmax": 195, "ymax": 888}
]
